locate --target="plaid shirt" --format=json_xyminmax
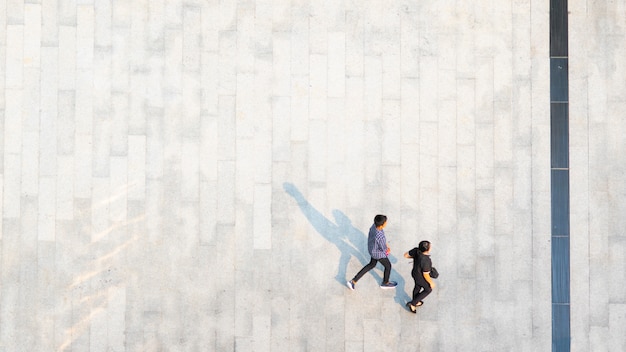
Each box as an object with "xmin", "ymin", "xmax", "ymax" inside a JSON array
[{"xmin": 367, "ymin": 224, "xmax": 388, "ymax": 259}]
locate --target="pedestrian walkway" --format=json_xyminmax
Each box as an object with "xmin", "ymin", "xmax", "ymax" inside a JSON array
[{"xmin": 1, "ymin": 1, "xmax": 625, "ymax": 351}]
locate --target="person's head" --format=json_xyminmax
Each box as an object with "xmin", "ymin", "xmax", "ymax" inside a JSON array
[
  {"xmin": 374, "ymin": 214, "xmax": 387, "ymax": 228},
  {"xmin": 418, "ymin": 240, "xmax": 431, "ymax": 253}
]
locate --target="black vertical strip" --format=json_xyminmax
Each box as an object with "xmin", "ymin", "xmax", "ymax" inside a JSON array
[
  {"xmin": 551, "ymin": 170, "xmax": 570, "ymax": 236},
  {"xmin": 550, "ymin": 0, "xmax": 568, "ymax": 56},
  {"xmin": 553, "ymin": 304, "xmax": 571, "ymax": 349},
  {"xmin": 550, "ymin": 59, "xmax": 569, "ymax": 102},
  {"xmin": 550, "ymin": 0, "xmax": 570, "ymax": 351},
  {"xmin": 551, "ymin": 236, "xmax": 570, "ymax": 303},
  {"xmin": 551, "ymin": 104, "xmax": 569, "ymax": 169}
]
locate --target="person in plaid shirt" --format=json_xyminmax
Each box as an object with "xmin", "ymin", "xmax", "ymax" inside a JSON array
[{"xmin": 347, "ymin": 215, "xmax": 397, "ymax": 290}]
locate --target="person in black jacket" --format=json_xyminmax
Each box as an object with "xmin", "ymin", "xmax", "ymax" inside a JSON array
[{"xmin": 404, "ymin": 240, "xmax": 435, "ymax": 313}]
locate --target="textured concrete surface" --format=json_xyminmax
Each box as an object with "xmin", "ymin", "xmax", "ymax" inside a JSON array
[{"xmin": 0, "ymin": 0, "xmax": 624, "ymax": 351}]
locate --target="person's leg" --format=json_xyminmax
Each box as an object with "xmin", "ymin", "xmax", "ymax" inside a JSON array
[
  {"xmin": 412, "ymin": 281, "xmax": 432, "ymax": 304},
  {"xmin": 412, "ymin": 282, "xmax": 421, "ymax": 301},
  {"xmin": 379, "ymin": 257, "xmax": 392, "ymax": 284},
  {"xmin": 352, "ymin": 257, "xmax": 378, "ymax": 282}
]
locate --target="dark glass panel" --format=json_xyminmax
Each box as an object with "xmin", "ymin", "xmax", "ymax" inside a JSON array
[
  {"xmin": 552, "ymin": 304, "xmax": 571, "ymax": 352},
  {"xmin": 550, "ymin": 58, "xmax": 568, "ymax": 102},
  {"xmin": 550, "ymin": 0, "xmax": 568, "ymax": 57},
  {"xmin": 551, "ymin": 170, "xmax": 570, "ymax": 235},
  {"xmin": 551, "ymin": 103, "xmax": 569, "ymax": 168}
]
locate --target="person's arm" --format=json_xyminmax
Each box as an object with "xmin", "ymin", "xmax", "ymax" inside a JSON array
[
  {"xmin": 423, "ymin": 272, "xmax": 436, "ymax": 289},
  {"xmin": 405, "ymin": 247, "xmax": 417, "ymax": 259}
]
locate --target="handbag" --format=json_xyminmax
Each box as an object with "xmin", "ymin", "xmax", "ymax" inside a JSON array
[{"xmin": 430, "ymin": 267, "xmax": 439, "ymax": 279}]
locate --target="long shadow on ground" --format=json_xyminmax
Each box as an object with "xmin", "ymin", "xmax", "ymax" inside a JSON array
[{"xmin": 283, "ymin": 182, "xmax": 410, "ymax": 307}]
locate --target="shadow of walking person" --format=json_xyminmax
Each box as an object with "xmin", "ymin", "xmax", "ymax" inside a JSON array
[{"xmin": 283, "ymin": 182, "xmax": 410, "ymax": 307}]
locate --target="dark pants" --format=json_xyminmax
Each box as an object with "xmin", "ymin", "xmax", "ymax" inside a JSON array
[
  {"xmin": 410, "ymin": 273, "xmax": 432, "ymax": 304},
  {"xmin": 352, "ymin": 257, "xmax": 391, "ymax": 284}
]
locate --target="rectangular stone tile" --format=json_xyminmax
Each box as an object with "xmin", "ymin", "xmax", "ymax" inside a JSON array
[
  {"xmin": 0, "ymin": 219, "xmax": 19, "ymax": 347},
  {"xmin": 235, "ymin": 72, "xmax": 254, "ymax": 138},
  {"xmin": 127, "ymin": 135, "xmax": 145, "ymax": 201},
  {"xmin": 182, "ymin": 6, "xmax": 200, "ymax": 72},
  {"xmin": 252, "ymin": 136, "xmax": 273, "ymax": 183},
  {"xmin": 109, "ymin": 156, "xmax": 127, "ymax": 223},
  {"xmin": 400, "ymin": 78, "xmax": 419, "ymax": 143},
  {"xmin": 290, "ymin": 75, "xmax": 309, "ymax": 142},
  {"xmin": 494, "ymin": 167, "xmax": 513, "ymax": 234},
  {"xmin": 363, "ymin": 121, "xmax": 381, "ymax": 186},
  {"xmin": 271, "ymin": 31, "xmax": 290, "ymax": 97},
  {"xmin": 309, "ymin": 54, "xmax": 327, "ymax": 121},
  {"xmin": 493, "ymin": 101, "xmax": 513, "ymax": 166},
  {"xmin": 41, "ymin": 0, "xmax": 58, "ymax": 46},
  {"xmin": 345, "ymin": 76, "xmax": 363, "ymax": 123},
  {"xmin": 3, "ymin": 154, "xmax": 21, "ymax": 219},
  {"xmin": 24, "ymin": 54, "xmax": 40, "ymax": 127},
  {"xmin": 609, "ymin": 304, "xmax": 626, "ymax": 350},
  {"xmin": 111, "ymin": 30, "xmax": 129, "ymax": 94},
  {"xmin": 199, "ymin": 114, "xmax": 217, "ymax": 181},
  {"xmin": 74, "ymin": 134, "xmax": 92, "ymax": 198},
  {"xmin": 400, "ymin": 143, "xmax": 419, "ymax": 209},
  {"xmin": 76, "ymin": 6, "xmax": 94, "ymax": 70},
  {"xmin": 90, "ymin": 307, "xmax": 108, "ymax": 352},
  {"xmin": 92, "ymin": 114, "xmax": 110, "ymax": 178},
  {"xmin": 24, "ymin": 4, "xmax": 40, "ymax": 69},
  {"xmin": 290, "ymin": 10, "xmax": 309, "ymax": 76},
  {"xmin": 4, "ymin": 88, "xmax": 22, "ymax": 156},
  {"xmin": 234, "ymin": 138, "xmax": 254, "ymax": 205},
  {"xmin": 216, "ymin": 161, "xmax": 235, "ymax": 224},
  {"xmin": 419, "ymin": 56, "xmax": 437, "ymax": 122},
  {"xmin": 381, "ymin": 100, "xmax": 400, "ymax": 165},
  {"xmin": 40, "ymin": 59, "xmax": 58, "ymax": 176},
  {"xmin": 0, "ymin": 175, "xmax": 2, "ymax": 236},
  {"xmin": 437, "ymin": 165, "xmax": 456, "ymax": 234},
  {"xmin": 251, "ymin": 314, "xmax": 271, "ymax": 351},
  {"xmin": 91, "ymin": 177, "xmax": 110, "ymax": 242},
  {"xmin": 382, "ymin": 165, "xmax": 402, "ymax": 218},
  {"xmin": 344, "ymin": 11, "xmax": 363, "ymax": 77},
  {"xmin": 476, "ymin": 189, "xmax": 495, "ymax": 256},
  {"xmin": 144, "ymin": 179, "xmax": 163, "ymax": 242},
  {"xmin": 199, "ymin": 181, "xmax": 217, "ymax": 244},
  {"xmin": 35, "ymin": 241, "xmax": 56, "ymax": 351},
  {"xmin": 55, "ymin": 155, "xmax": 74, "ymax": 220},
  {"xmin": 328, "ymin": 32, "xmax": 345, "ymax": 98},
  {"xmin": 6, "ymin": 25, "xmax": 22, "ymax": 89},
  {"xmin": 400, "ymin": 12, "xmax": 419, "ymax": 78},
  {"xmin": 217, "ymin": 95, "xmax": 236, "ymax": 160},
  {"xmin": 163, "ymin": 30, "xmax": 182, "ymax": 93},
  {"xmin": 609, "ymin": 236, "xmax": 626, "ymax": 303},
  {"xmin": 201, "ymin": 51, "xmax": 218, "ymax": 116},
  {"xmin": 382, "ymin": 43, "xmax": 400, "ymax": 100},
  {"xmin": 218, "ymin": 31, "xmax": 236, "ymax": 95},
  {"xmin": 457, "ymin": 145, "xmax": 475, "ymax": 213},
  {"xmin": 363, "ymin": 55, "xmax": 382, "ymax": 120},
  {"xmin": 56, "ymin": 90, "xmax": 75, "ymax": 156},
  {"xmin": 307, "ymin": 119, "xmax": 327, "ymax": 183},
  {"xmin": 494, "ymin": 234, "xmax": 514, "ymax": 301},
  {"xmin": 475, "ymin": 123, "xmax": 493, "ymax": 190},
  {"xmin": 38, "ymin": 176, "xmax": 56, "ymax": 241},
  {"xmin": 75, "ymin": 69, "xmax": 93, "ymax": 137},
  {"xmin": 253, "ymin": 184, "xmax": 271, "ymax": 250},
  {"xmin": 21, "ymin": 130, "xmax": 39, "ymax": 197},
  {"xmin": 272, "ymin": 96, "xmax": 291, "ymax": 162},
  {"xmin": 181, "ymin": 139, "xmax": 199, "ymax": 201}
]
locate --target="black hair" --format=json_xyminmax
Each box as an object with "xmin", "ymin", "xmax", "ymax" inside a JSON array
[
  {"xmin": 418, "ymin": 240, "xmax": 431, "ymax": 253},
  {"xmin": 374, "ymin": 214, "xmax": 387, "ymax": 227}
]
